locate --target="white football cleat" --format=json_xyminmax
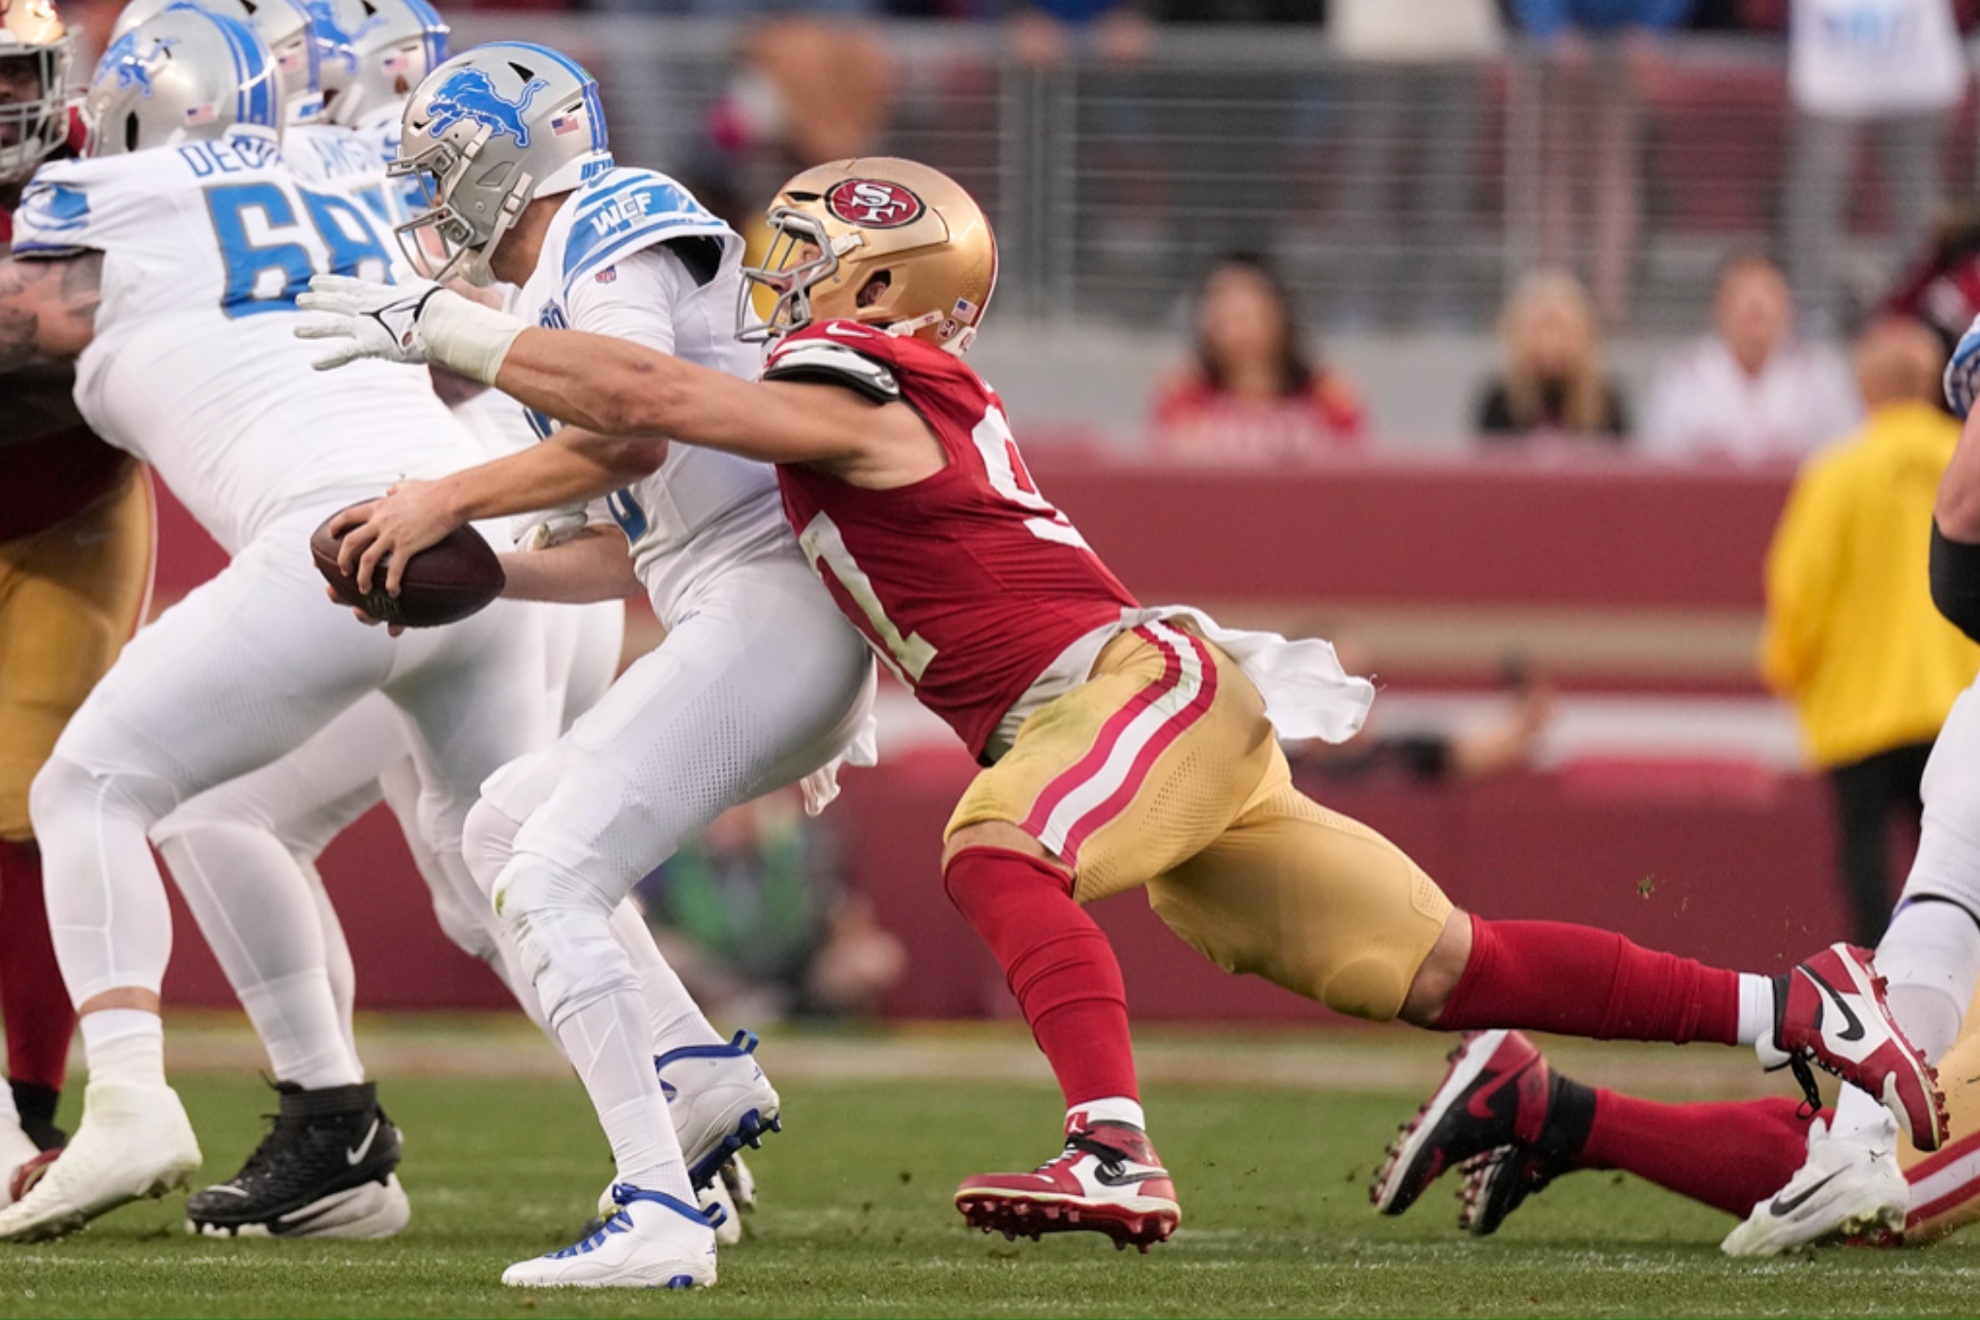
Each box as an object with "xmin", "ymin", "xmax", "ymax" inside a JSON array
[
  {"xmin": 656, "ymin": 1032, "xmax": 781, "ymax": 1189},
  {"xmin": 503, "ymin": 1185, "xmax": 719, "ymax": 1289},
  {"xmin": 0, "ymin": 1120, "xmax": 45, "ymax": 1210},
  {"xmin": 722, "ymin": 1154, "xmax": 756, "ymax": 1212},
  {"xmin": 702, "ymin": 1174, "xmax": 741, "ymax": 1246},
  {"xmin": 593, "ymin": 1172, "xmax": 741, "ymax": 1246},
  {"xmin": 1721, "ymin": 1117, "xmax": 1907, "ymax": 1257},
  {"xmin": 0, "ymin": 1080, "xmax": 201, "ymax": 1241}
]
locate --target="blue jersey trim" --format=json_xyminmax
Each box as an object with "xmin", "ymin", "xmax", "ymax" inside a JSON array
[{"xmin": 560, "ymin": 171, "xmax": 729, "ymax": 296}]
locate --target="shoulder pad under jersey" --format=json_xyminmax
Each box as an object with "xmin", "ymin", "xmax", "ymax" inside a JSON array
[
  {"xmin": 761, "ymin": 337, "xmax": 902, "ymax": 404},
  {"xmin": 560, "ymin": 168, "xmax": 735, "ymax": 299}
]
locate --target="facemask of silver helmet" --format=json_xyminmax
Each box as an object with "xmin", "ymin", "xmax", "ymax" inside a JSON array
[
  {"xmin": 0, "ymin": 0, "xmax": 73, "ymax": 185},
  {"xmin": 111, "ymin": 0, "xmax": 320, "ymax": 126},
  {"xmin": 390, "ymin": 40, "xmax": 608, "ymax": 287},
  {"xmin": 85, "ymin": 4, "xmax": 280, "ymax": 156},
  {"xmin": 321, "ymin": 0, "xmax": 443, "ymax": 128}
]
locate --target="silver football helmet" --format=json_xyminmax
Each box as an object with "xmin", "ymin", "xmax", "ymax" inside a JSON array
[
  {"xmin": 0, "ymin": 0, "xmax": 73, "ymax": 184},
  {"xmin": 84, "ymin": 4, "xmax": 279, "ymax": 156},
  {"xmin": 111, "ymin": 0, "xmax": 321, "ymax": 125},
  {"xmin": 318, "ymin": 0, "xmax": 444, "ymax": 128},
  {"xmin": 390, "ymin": 40, "xmax": 609, "ymax": 286}
]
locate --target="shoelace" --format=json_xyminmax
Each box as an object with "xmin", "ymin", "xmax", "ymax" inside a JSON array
[{"xmin": 1041, "ymin": 1133, "xmax": 1134, "ymax": 1179}]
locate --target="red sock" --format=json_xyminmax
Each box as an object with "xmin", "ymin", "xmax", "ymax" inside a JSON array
[
  {"xmin": 1578, "ymin": 1091, "xmax": 1816, "ymax": 1217},
  {"xmin": 943, "ymin": 847, "xmax": 1138, "ymax": 1108},
  {"xmin": 1433, "ymin": 915, "xmax": 1741, "ymax": 1044},
  {"xmin": 0, "ymin": 839, "xmax": 77, "ymax": 1091}
]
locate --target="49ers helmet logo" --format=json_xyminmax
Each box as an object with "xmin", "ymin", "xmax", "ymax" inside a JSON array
[{"xmin": 825, "ymin": 179, "xmax": 925, "ymax": 229}]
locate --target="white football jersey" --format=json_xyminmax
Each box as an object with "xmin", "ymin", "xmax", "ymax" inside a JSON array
[
  {"xmin": 516, "ymin": 166, "xmax": 792, "ymax": 625},
  {"xmin": 285, "ymin": 119, "xmax": 405, "ymax": 229},
  {"xmin": 349, "ymin": 101, "xmax": 424, "ymax": 228},
  {"xmin": 14, "ymin": 125, "xmax": 487, "ymax": 553}
]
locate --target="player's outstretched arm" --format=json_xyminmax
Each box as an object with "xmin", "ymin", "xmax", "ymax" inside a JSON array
[{"xmin": 299, "ymin": 275, "xmax": 934, "ymax": 483}]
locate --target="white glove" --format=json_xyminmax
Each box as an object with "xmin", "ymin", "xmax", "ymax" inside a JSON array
[
  {"xmin": 1947, "ymin": 312, "xmax": 1980, "ymax": 421},
  {"xmin": 509, "ymin": 504, "xmax": 590, "ymax": 551},
  {"xmin": 296, "ymin": 274, "xmax": 525, "ymax": 384}
]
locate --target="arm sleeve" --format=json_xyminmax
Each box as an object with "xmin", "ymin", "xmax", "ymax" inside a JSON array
[{"xmin": 1759, "ymin": 459, "xmax": 1846, "ymax": 695}]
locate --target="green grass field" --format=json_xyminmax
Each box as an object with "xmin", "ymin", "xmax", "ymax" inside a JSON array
[{"xmin": 8, "ymin": 1017, "xmax": 1980, "ymax": 1319}]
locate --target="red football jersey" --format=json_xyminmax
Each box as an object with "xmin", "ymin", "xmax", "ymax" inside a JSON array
[
  {"xmin": 769, "ymin": 321, "xmax": 1139, "ymax": 761},
  {"xmin": 2, "ymin": 129, "xmax": 135, "ymax": 545}
]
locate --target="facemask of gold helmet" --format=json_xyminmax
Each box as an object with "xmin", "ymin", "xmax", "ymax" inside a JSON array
[
  {"xmin": 0, "ymin": 0, "xmax": 72, "ymax": 185},
  {"xmin": 739, "ymin": 157, "xmax": 996, "ymax": 356}
]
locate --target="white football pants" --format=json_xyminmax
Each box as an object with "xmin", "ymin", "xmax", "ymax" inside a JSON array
[
  {"xmin": 149, "ymin": 599, "xmax": 626, "ymax": 1087},
  {"xmin": 1826, "ymin": 676, "xmax": 1980, "ymax": 1141},
  {"xmin": 28, "ymin": 500, "xmax": 556, "ymax": 1014},
  {"xmin": 465, "ymin": 549, "xmax": 874, "ymax": 1192}
]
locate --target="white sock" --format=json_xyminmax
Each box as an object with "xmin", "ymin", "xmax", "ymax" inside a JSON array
[
  {"xmin": 610, "ymin": 902, "xmax": 723, "ymax": 1056},
  {"xmin": 1068, "ymin": 1097, "xmax": 1145, "ymax": 1132},
  {"xmin": 80, "ymin": 1008, "xmax": 165, "ymax": 1088},
  {"xmin": 1735, "ymin": 973, "xmax": 1777, "ymax": 1046},
  {"xmin": 556, "ymin": 984, "xmax": 694, "ymax": 1201},
  {"xmin": 237, "ymin": 971, "xmax": 363, "ymax": 1090}
]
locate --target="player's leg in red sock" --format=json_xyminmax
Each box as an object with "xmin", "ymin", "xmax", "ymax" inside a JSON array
[
  {"xmin": 942, "ymin": 845, "xmax": 1139, "ymax": 1111},
  {"xmin": 1576, "ymin": 1091, "xmax": 1816, "ymax": 1217},
  {"xmin": 0, "ymin": 838, "xmax": 77, "ymax": 1145},
  {"xmin": 1422, "ymin": 915, "xmax": 1748, "ymax": 1044}
]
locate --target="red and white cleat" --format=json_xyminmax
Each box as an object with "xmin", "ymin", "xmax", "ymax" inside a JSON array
[
  {"xmin": 1371, "ymin": 1030, "xmax": 1555, "ymax": 1217},
  {"xmin": 954, "ymin": 1122, "xmax": 1180, "ymax": 1253},
  {"xmin": 1762, "ymin": 943, "xmax": 1948, "ymax": 1152}
]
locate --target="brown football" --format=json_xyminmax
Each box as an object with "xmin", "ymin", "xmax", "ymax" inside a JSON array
[{"xmin": 310, "ymin": 502, "xmax": 506, "ymax": 629}]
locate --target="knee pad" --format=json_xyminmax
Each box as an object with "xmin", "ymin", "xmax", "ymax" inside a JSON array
[
  {"xmin": 463, "ymin": 797, "xmax": 523, "ymax": 903},
  {"xmin": 428, "ymin": 874, "xmax": 501, "ymax": 966},
  {"xmin": 30, "ymin": 751, "xmax": 178, "ymax": 840},
  {"xmin": 492, "ymin": 854, "xmax": 635, "ymax": 1028},
  {"xmin": 1318, "ymin": 956, "xmax": 1411, "ymax": 1023}
]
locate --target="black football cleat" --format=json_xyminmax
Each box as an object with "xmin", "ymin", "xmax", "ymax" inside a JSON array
[{"xmin": 187, "ymin": 1081, "xmax": 409, "ymax": 1240}]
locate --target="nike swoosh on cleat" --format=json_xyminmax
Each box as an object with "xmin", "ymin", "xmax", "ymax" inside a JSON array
[
  {"xmin": 346, "ymin": 1119, "xmax": 381, "ymax": 1166},
  {"xmin": 1769, "ymin": 1168, "xmax": 1845, "ymax": 1217},
  {"xmin": 1804, "ymin": 968, "xmax": 1867, "ymax": 1044},
  {"xmin": 1465, "ymin": 1059, "xmax": 1532, "ymax": 1123},
  {"xmin": 1093, "ymin": 1166, "xmax": 1170, "ymax": 1188}
]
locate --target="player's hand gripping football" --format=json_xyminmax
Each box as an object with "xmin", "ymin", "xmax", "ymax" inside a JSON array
[
  {"xmin": 328, "ymin": 480, "xmax": 463, "ymax": 598},
  {"xmin": 295, "ymin": 274, "xmax": 448, "ymax": 369}
]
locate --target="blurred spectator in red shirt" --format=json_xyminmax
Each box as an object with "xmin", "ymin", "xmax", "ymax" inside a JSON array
[
  {"xmin": 1149, "ymin": 253, "xmax": 1365, "ymax": 464},
  {"xmin": 1477, "ymin": 269, "xmax": 1630, "ymax": 446},
  {"xmin": 1641, "ymin": 252, "xmax": 1860, "ymax": 465}
]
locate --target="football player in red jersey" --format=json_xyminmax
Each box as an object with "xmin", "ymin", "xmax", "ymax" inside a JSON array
[
  {"xmin": 0, "ymin": 0, "xmax": 154, "ymax": 1198},
  {"xmin": 301, "ymin": 157, "xmax": 1946, "ymax": 1253}
]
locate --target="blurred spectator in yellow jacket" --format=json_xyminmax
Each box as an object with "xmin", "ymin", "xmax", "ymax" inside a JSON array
[{"xmin": 1761, "ymin": 316, "xmax": 1980, "ymax": 943}]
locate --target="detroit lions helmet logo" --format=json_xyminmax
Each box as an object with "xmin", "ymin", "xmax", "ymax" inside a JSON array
[
  {"xmin": 101, "ymin": 31, "xmax": 179, "ymax": 98},
  {"xmin": 300, "ymin": 0, "xmax": 381, "ymax": 75},
  {"xmin": 423, "ymin": 68, "xmax": 548, "ymax": 148}
]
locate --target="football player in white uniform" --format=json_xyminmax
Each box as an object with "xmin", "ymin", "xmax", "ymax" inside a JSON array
[
  {"xmin": 318, "ymin": 42, "xmax": 878, "ymax": 1288},
  {"xmin": 0, "ymin": 7, "xmax": 564, "ymax": 1241},
  {"xmin": 93, "ymin": 0, "xmax": 681, "ymax": 1244}
]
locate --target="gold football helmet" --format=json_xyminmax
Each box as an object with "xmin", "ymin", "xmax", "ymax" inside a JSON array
[
  {"xmin": 0, "ymin": 0, "xmax": 71, "ymax": 184},
  {"xmin": 739, "ymin": 156, "xmax": 997, "ymax": 355}
]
